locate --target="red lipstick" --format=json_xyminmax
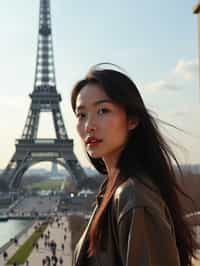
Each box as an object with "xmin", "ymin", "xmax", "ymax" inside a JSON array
[{"xmin": 85, "ymin": 136, "xmax": 102, "ymax": 147}]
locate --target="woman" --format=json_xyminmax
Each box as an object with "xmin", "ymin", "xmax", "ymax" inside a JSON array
[{"xmin": 71, "ymin": 64, "xmax": 199, "ymax": 266}]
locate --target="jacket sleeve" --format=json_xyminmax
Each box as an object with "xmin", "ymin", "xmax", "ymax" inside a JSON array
[{"xmin": 117, "ymin": 207, "xmax": 181, "ymax": 266}]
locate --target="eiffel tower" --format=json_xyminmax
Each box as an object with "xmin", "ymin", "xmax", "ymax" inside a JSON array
[{"xmin": 1, "ymin": 0, "xmax": 86, "ymax": 190}]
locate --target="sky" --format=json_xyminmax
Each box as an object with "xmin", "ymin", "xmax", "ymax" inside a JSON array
[{"xmin": 0, "ymin": 0, "xmax": 200, "ymax": 171}]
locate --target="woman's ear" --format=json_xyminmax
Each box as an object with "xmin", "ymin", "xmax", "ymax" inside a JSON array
[{"xmin": 128, "ymin": 117, "xmax": 139, "ymax": 131}]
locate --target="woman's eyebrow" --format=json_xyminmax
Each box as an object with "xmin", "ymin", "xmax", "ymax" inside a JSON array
[
  {"xmin": 94, "ymin": 99, "xmax": 113, "ymax": 105},
  {"xmin": 76, "ymin": 99, "xmax": 113, "ymax": 111}
]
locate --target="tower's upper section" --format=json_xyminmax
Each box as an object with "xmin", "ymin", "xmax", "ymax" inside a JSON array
[{"xmin": 34, "ymin": 0, "xmax": 57, "ymax": 89}]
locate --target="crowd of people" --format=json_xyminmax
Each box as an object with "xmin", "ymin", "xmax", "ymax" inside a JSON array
[{"xmin": 32, "ymin": 217, "xmax": 67, "ymax": 266}]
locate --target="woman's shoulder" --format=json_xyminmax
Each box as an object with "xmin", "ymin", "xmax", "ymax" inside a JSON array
[{"xmin": 112, "ymin": 176, "xmax": 166, "ymax": 223}]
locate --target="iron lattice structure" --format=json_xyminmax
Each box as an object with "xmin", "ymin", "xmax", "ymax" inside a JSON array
[{"xmin": 1, "ymin": 0, "xmax": 86, "ymax": 189}]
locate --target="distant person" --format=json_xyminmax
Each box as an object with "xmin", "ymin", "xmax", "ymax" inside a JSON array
[
  {"xmin": 42, "ymin": 258, "xmax": 46, "ymax": 266},
  {"xmin": 46, "ymin": 256, "xmax": 51, "ymax": 266},
  {"xmin": 14, "ymin": 238, "xmax": 18, "ymax": 246},
  {"xmin": 71, "ymin": 64, "xmax": 200, "ymax": 266},
  {"xmin": 53, "ymin": 241, "xmax": 57, "ymax": 253},
  {"xmin": 59, "ymin": 256, "xmax": 63, "ymax": 265},
  {"xmin": 35, "ymin": 242, "xmax": 39, "ymax": 250},
  {"xmin": 51, "ymin": 255, "xmax": 58, "ymax": 266},
  {"xmin": 44, "ymin": 240, "xmax": 47, "ymax": 248},
  {"xmin": 3, "ymin": 250, "xmax": 8, "ymax": 260}
]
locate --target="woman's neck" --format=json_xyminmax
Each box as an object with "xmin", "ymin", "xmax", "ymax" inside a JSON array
[{"xmin": 102, "ymin": 149, "xmax": 123, "ymax": 178}]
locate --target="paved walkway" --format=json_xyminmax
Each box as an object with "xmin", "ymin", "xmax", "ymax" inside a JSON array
[
  {"xmin": 0, "ymin": 215, "xmax": 72, "ymax": 266},
  {"xmin": 27, "ymin": 215, "xmax": 72, "ymax": 266}
]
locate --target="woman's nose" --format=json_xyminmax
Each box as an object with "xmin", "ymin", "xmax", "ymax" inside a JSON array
[{"xmin": 85, "ymin": 117, "xmax": 97, "ymax": 133}]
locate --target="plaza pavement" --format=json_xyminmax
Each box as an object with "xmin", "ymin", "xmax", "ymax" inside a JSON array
[
  {"xmin": 11, "ymin": 196, "xmax": 59, "ymax": 217},
  {"xmin": 27, "ymin": 215, "xmax": 72, "ymax": 266}
]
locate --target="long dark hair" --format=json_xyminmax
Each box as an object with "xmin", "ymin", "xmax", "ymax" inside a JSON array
[{"xmin": 71, "ymin": 64, "xmax": 199, "ymax": 266}]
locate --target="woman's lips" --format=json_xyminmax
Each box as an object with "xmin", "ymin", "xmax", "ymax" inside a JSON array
[
  {"xmin": 85, "ymin": 136, "xmax": 102, "ymax": 145},
  {"xmin": 87, "ymin": 140, "xmax": 102, "ymax": 148},
  {"xmin": 85, "ymin": 137, "xmax": 102, "ymax": 148}
]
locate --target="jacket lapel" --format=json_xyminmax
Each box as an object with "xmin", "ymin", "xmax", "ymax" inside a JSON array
[
  {"xmin": 74, "ymin": 178, "xmax": 108, "ymax": 266},
  {"xmin": 74, "ymin": 205, "xmax": 98, "ymax": 266}
]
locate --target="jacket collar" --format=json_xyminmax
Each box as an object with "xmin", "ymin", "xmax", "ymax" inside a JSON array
[{"xmin": 95, "ymin": 177, "xmax": 108, "ymax": 207}]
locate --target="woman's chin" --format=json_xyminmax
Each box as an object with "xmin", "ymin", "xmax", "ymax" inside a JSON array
[{"xmin": 87, "ymin": 150, "xmax": 103, "ymax": 159}]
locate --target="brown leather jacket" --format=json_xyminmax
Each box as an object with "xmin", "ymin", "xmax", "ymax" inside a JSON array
[{"xmin": 73, "ymin": 176, "xmax": 181, "ymax": 266}]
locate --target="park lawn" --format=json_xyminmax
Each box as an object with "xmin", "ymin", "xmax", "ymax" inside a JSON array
[
  {"xmin": 7, "ymin": 222, "xmax": 48, "ymax": 265},
  {"xmin": 26, "ymin": 179, "xmax": 63, "ymax": 191}
]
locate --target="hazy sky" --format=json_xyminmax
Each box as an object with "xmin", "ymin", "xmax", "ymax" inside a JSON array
[{"xmin": 0, "ymin": 1, "xmax": 199, "ymax": 170}]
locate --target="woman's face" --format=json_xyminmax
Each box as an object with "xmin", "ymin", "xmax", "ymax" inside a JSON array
[{"xmin": 75, "ymin": 83, "xmax": 137, "ymax": 162}]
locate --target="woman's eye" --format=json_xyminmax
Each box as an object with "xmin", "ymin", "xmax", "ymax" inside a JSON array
[
  {"xmin": 76, "ymin": 112, "xmax": 86, "ymax": 119},
  {"xmin": 98, "ymin": 108, "xmax": 110, "ymax": 115}
]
